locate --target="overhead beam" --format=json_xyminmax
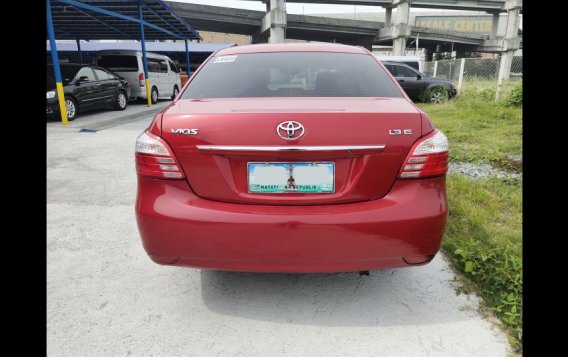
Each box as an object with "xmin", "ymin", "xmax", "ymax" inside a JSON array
[{"xmin": 244, "ymin": 0, "xmax": 520, "ymax": 13}]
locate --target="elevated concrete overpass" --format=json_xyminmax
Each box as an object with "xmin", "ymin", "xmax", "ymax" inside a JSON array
[
  {"xmin": 165, "ymin": 2, "xmax": 381, "ymax": 46},
  {"xmin": 166, "ymin": 1, "xmax": 521, "ymax": 54},
  {"xmin": 246, "ymin": 0, "xmax": 521, "ymax": 13},
  {"xmin": 246, "ymin": 0, "xmax": 521, "ymax": 54}
]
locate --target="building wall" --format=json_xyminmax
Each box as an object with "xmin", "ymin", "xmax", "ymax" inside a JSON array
[{"xmin": 199, "ymin": 31, "xmax": 251, "ymax": 45}]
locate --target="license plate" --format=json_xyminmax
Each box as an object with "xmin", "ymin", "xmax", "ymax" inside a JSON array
[{"xmin": 248, "ymin": 162, "xmax": 335, "ymax": 194}]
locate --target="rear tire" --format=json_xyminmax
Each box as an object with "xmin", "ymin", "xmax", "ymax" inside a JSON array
[
  {"xmin": 65, "ymin": 97, "xmax": 77, "ymax": 121},
  {"xmin": 114, "ymin": 91, "xmax": 128, "ymax": 110},
  {"xmin": 151, "ymin": 87, "xmax": 158, "ymax": 104},
  {"xmin": 171, "ymin": 86, "xmax": 179, "ymax": 100},
  {"xmin": 425, "ymin": 86, "xmax": 448, "ymax": 104}
]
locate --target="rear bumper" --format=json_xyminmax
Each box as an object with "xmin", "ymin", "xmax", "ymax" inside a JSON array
[
  {"xmin": 130, "ymin": 86, "xmax": 146, "ymax": 99},
  {"xmin": 124, "ymin": 86, "xmax": 132, "ymax": 99},
  {"xmin": 135, "ymin": 176, "xmax": 448, "ymax": 273}
]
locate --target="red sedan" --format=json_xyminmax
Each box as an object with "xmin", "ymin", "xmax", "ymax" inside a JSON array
[{"xmin": 135, "ymin": 43, "xmax": 448, "ymax": 273}]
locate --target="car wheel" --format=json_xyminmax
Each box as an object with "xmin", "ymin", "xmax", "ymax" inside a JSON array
[
  {"xmin": 151, "ymin": 87, "xmax": 158, "ymax": 104},
  {"xmin": 114, "ymin": 91, "xmax": 128, "ymax": 111},
  {"xmin": 171, "ymin": 86, "xmax": 179, "ymax": 100},
  {"xmin": 426, "ymin": 87, "xmax": 448, "ymax": 104},
  {"xmin": 65, "ymin": 97, "xmax": 77, "ymax": 121}
]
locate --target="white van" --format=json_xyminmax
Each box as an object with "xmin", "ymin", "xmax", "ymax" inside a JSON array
[
  {"xmin": 376, "ymin": 55, "xmax": 424, "ymax": 73},
  {"xmin": 96, "ymin": 50, "xmax": 182, "ymax": 103}
]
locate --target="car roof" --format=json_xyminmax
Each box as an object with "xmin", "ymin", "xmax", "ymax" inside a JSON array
[
  {"xmin": 215, "ymin": 43, "xmax": 369, "ymax": 56},
  {"xmin": 377, "ymin": 56, "xmax": 421, "ymax": 61},
  {"xmin": 381, "ymin": 61, "xmax": 418, "ymax": 68},
  {"xmin": 382, "ymin": 61, "xmax": 410, "ymax": 65},
  {"xmin": 47, "ymin": 63, "xmax": 86, "ymax": 68}
]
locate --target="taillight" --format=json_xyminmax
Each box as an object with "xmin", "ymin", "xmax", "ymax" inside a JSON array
[
  {"xmin": 135, "ymin": 131, "xmax": 185, "ymax": 179},
  {"xmin": 139, "ymin": 73, "xmax": 144, "ymax": 87},
  {"xmin": 399, "ymin": 130, "xmax": 449, "ymax": 179}
]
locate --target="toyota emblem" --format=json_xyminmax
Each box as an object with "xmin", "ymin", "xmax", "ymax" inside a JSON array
[{"xmin": 276, "ymin": 121, "xmax": 305, "ymax": 141}]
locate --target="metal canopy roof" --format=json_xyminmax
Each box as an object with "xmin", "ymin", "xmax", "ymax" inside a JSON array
[
  {"xmin": 47, "ymin": 41, "xmax": 232, "ymax": 53},
  {"xmin": 49, "ymin": 0, "xmax": 201, "ymax": 41}
]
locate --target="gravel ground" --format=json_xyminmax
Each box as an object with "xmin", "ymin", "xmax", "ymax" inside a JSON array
[
  {"xmin": 449, "ymin": 162, "xmax": 522, "ymax": 181},
  {"xmin": 47, "ymin": 113, "xmax": 512, "ymax": 357}
]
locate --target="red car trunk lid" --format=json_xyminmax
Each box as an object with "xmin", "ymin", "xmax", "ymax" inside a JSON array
[{"xmin": 161, "ymin": 97, "xmax": 422, "ymax": 205}]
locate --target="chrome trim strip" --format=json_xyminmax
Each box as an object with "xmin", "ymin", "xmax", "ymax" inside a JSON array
[{"xmin": 196, "ymin": 145, "xmax": 386, "ymax": 152}]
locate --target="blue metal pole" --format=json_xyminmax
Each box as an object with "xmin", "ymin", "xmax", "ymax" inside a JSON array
[
  {"xmin": 76, "ymin": 39, "xmax": 82, "ymax": 64},
  {"xmin": 184, "ymin": 38, "xmax": 191, "ymax": 78},
  {"xmin": 138, "ymin": 1, "xmax": 152, "ymax": 107},
  {"xmin": 46, "ymin": 0, "xmax": 69, "ymax": 124}
]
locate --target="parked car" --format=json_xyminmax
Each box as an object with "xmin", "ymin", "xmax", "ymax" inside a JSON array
[
  {"xmin": 376, "ymin": 55, "xmax": 424, "ymax": 72},
  {"xmin": 46, "ymin": 64, "xmax": 130, "ymax": 121},
  {"xmin": 382, "ymin": 61, "xmax": 457, "ymax": 103},
  {"xmin": 134, "ymin": 43, "xmax": 449, "ymax": 273},
  {"xmin": 95, "ymin": 50, "xmax": 182, "ymax": 103}
]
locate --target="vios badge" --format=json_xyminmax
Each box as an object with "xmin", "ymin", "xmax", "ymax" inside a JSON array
[{"xmin": 171, "ymin": 128, "xmax": 199, "ymax": 135}]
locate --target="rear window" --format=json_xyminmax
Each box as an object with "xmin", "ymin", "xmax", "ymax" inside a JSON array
[
  {"xmin": 402, "ymin": 61, "xmax": 420, "ymax": 71},
  {"xmin": 97, "ymin": 55, "xmax": 138, "ymax": 72},
  {"xmin": 181, "ymin": 52, "xmax": 403, "ymax": 99}
]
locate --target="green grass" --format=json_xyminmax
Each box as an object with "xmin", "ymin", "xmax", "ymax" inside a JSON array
[
  {"xmin": 418, "ymin": 86, "xmax": 523, "ymax": 351},
  {"xmin": 444, "ymin": 174, "xmax": 522, "ymax": 350},
  {"xmin": 418, "ymin": 83, "xmax": 522, "ymax": 172}
]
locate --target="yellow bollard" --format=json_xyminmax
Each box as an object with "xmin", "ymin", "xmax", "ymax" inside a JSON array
[
  {"xmin": 145, "ymin": 79, "xmax": 152, "ymax": 107},
  {"xmin": 55, "ymin": 82, "xmax": 69, "ymax": 125}
]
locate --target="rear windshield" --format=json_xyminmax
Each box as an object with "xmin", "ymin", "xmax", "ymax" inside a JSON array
[
  {"xmin": 181, "ymin": 52, "xmax": 403, "ymax": 99},
  {"xmin": 402, "ymin": 61, "xmax": 420, "ymax": 71},
  {"xmin": 97, "ymin": 55, "xmax": 138, "ymax": 72}
]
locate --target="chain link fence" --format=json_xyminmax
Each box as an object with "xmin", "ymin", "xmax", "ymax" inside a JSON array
[{"xmin": 423, "ymin": 56, "xmax": 522, "ymax": 100}]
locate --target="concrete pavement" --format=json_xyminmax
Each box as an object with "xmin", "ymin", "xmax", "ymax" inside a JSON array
[{"xmin": 47, "ymin": 111, "xmax": 511, "ymax": 356}]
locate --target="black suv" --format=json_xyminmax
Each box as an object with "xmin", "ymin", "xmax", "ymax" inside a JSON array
[{"xmin": 382, "ymin": 61, "xmax": 457, "ymax": 103}]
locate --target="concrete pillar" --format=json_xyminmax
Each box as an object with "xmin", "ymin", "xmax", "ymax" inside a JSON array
[
  {"xmin": 269, "ymin": 0, "xmax": 286, "ymax": 43},
  {"xmin": 496, "ymin": 0, "xmax": 521, "ymax": 100},
  {"xmin": 424, "ymin": 48, "xmax": 433, "ymax": 62},
  {"xmin": 385, "ymin": 7, "xmax": 392, "ymax": 27},
  {"xmin": 491, "ymin": 13, "xmax": 499, "ymax": 39},
  {"xmin": 392, "ymin": 0, "xmax": 410, "ymax": 56}
]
